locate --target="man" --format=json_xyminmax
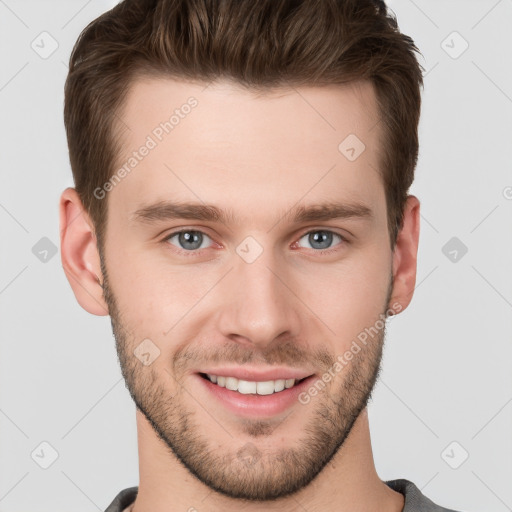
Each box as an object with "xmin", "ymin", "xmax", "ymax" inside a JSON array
[{"xmin": 59, "ymin": 0, "xmax": 465, "ymax": 510}]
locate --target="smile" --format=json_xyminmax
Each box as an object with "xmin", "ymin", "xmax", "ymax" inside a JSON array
[{"xmin": 200, "ymin": 373, "xmax": 308, "ymax": 395}]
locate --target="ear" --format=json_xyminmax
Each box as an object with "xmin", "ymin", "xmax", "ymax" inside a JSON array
[
  {"xmin": 59, "ymin": 187, "xmax": 109, "ymax": 316},
  {"xmin": 389, "ymin": 195, "xmax": 421, "ymax": 314}
]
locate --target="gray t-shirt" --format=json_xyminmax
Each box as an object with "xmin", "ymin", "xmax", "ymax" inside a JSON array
[{"xmin": 104, "ymin": 479, "xmax": 464, "ymax": 511}]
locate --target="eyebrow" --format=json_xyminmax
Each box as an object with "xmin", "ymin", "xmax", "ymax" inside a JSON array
[{"xmin": 130, "ymin": 200, "xmax": 373, "ymax": 226}]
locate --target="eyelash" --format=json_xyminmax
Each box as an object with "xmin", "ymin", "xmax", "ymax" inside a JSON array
[{"xmin": 161, "ymin": 228, "xmax": 349, "ymax": 257}]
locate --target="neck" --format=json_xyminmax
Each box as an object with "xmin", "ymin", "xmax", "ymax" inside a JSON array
[{"xmin": 131, "ymin": 408, "xmax": 404, "ymax": 512}]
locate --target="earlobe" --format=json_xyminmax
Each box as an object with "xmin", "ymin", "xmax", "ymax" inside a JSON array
[
  {"xmin": 59, "ymin": 187, "xmax": 109, "ymax": 316},
  {"xmin": 388, "ymin": 195, "xmax": 421, "ymax": 314}
]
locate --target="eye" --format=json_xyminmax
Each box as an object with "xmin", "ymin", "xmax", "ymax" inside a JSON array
[
  {"xmin": 295, "ymin": 230, "xmax": 347, "ymax": 253},
  {"xmin": 163, "ymin": 229, "xmax": 213, "ymax": 252},
  {"xmin": 162, "ymin": 228, "xmax": 348, "ymax": 256}
]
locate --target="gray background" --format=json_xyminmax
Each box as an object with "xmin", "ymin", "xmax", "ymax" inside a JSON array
[{"xmin": 1, "ymin": 0, "xmax": 511, "ymax": 511}]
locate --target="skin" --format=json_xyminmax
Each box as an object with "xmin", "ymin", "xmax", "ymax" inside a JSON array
[{"xmin": 60, "ymin": 77, "xmax": 420, "ymax": 512}]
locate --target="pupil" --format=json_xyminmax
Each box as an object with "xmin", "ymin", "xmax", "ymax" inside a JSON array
[
  {"xmin": 180, "ymin": 231, "xmax": 201, "ymax": 250},
  {"xmin": 311, "ymin": 231, "xmax": 331, "ymax": 249}
]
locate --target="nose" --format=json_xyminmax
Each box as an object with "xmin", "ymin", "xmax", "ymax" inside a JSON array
[{"xmin": 216, "ymin": 246, "xmax": 302, "ymax": 350}]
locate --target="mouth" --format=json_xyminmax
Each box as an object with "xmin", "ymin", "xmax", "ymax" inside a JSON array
[
  {"xmin": 195, "ymin": 371, "xmax": 317, "ymax": 418},
  {"xmin": 198, "ymin": 372, "xmax": 310, "ymax": 395}
]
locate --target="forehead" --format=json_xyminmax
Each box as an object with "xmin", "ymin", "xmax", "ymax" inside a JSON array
[
  {"xmin": 118, "ymin": 76, "xmax": 380, "ymax": 149},
  {"xmin": 109, "ymin": 76, "xmax": 385, "ymax": 227}
]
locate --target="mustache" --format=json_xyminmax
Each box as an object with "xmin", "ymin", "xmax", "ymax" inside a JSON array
[{"xmin": 172, "ymin": 340, "xmax": 335, "ymax": 374}]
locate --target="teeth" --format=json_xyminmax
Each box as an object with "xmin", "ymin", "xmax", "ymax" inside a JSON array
[
  {"xmin": 274, "ymin": 379, "xmax": 285, "ymax": 392},
  {"xmin": 285, "ymin": 379, "xmax": 295, "ymax": 389},
  {"xmin": 256, "ymin": 381, "xmax": 275, "ymax": 395},
  {"xmin": 205, "ymin": 374, "xmax": 299, "ymax": 395},
  {"xmin": 238, "ymin": 379, "xmax": 257, "ymax": 394},
  {"xmin": 225, "ymin": 376, "xmax": 238, "ymax": 391}
]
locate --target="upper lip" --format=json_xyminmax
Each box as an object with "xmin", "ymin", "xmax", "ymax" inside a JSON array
[{"xmin": 197, "ymin": 366, "xmax": 315, "ymax": 382}]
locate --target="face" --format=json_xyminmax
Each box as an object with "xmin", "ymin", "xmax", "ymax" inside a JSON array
[{"xmin": 99, "ymin": 77, "xmax": 398, "ymax": 500}]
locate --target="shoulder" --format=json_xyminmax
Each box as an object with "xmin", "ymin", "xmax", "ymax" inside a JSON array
[
  {"xmin": 385, "ymin": 479, "xmax": 465, "ymax": 512},
  {"xmin": 104, "ymin": 487, "xmax": 138, "ymax": 512}
]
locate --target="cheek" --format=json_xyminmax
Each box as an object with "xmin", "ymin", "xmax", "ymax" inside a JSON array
[
  {"xmin": 300, "ymin": 249, "xmax": 390, "ymax": 343},
  {"xmin": 106, "ymin": 247, "xmax": 208, "ymax": 348},
  {"xmin": 105, "ymin": 249, "xmax": 166, "ymax": 334}
]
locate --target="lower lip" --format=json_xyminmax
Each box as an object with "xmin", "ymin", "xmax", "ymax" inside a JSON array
[{"xmin": 195, "ymin": 373, "xmax": 316, "ymax": 418}]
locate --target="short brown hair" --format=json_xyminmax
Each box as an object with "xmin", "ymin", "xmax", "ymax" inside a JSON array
[{"xmin": 64, "ymin": 0, "xmax": 424, "ymax": 252}]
